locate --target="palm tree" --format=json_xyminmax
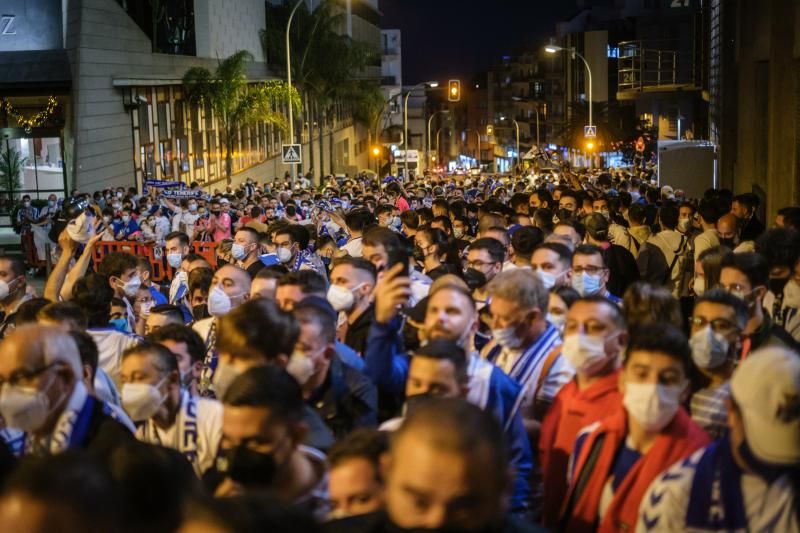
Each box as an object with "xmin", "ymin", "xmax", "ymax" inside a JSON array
[
  {"xmin": 351, "ymin": 81, "xmax": 385, "ymax": 154},
  {"xmin": 261, "ymin": 0, "xmax": 377, "ymax": 179},
  {"xmin": 182, "ymin": 50, "xmax": 300, "ymax": 183}
]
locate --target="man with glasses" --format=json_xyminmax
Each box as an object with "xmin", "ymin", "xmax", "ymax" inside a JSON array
[
  {"xmin": 465, "ymin": 237, "xmax": 505, "ymax": 309},
  {"xmin": 0, "ymin": 325, "xmax": 134, "ymax": 458},
  {"xmin": 719, "ymin": 252, "xmax": 799, "ymax": 355},
  {"xmin": 571, "ymin": 244, "xmax": 622, "ymax": 304},
  {"xmin": 687, "ymin": 289, "xmax": 748, "ymax": 439}
]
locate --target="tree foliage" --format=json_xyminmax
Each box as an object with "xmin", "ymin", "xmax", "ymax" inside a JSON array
[{"xmin": 182, "ymin": 50, "xmax": 300, "ymax": 182}]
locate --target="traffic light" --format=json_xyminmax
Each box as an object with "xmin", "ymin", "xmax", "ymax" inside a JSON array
[
  {"xmin": 585, "ymin": 140, "xmax": 595, "ymax": 151},
  {"xmin": 486, "ymin": 125, "xmax": 494, "ymax": 136},
  {"xmin": 371, "ymin": 146, "xmax": 381, "ymax": 157},
  {"xmin": 448, "ymin": 79, "xmax": 461, "ymax": 102}
]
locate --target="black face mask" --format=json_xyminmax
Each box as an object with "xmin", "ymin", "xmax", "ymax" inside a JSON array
[
  {"xmin": 737, "ymin": 439, "xmax": 787, "ymax": 483},
  {"xmin": 768, "ymin": 276, "xmax": 790, "ymax": 296},
  {"xmin": 211, "ymin": 210, "xmax": 221, "ymax": 216},
  {"xmin": 412, "ymin": 246, "xmax": 426, "ymax": 263},
  {"xmin": 463, "ymin": 268, "xmax": 488, "ymax": 291},
  {"xmin": 557, "ymin": 208, "xmax": 575, "ymax": 222},
  {"xmin": 192, "ymin": 304, "xmax": 209, "ymax": 320},
  {"xmin": 218, "ymin": 445, "xmax": 280, "ymax": 488},
  {"xmin": 216, "ymin": 258, "xmax": 229, "ymax": 269},
  {"xmin": 719, "ymin": 237, "xmax": 736, "ymax": 249}
]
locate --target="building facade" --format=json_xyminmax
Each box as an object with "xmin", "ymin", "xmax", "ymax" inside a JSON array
[{"xmin": 0, "ymin": 0, "xmax": 378, "ymax": 223}]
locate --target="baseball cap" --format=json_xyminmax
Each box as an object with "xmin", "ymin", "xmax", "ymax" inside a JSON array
[
  {"xmin": 730, "ymin": 346, "xmax": 800, "ymax": 464},
  {"xmin": 582, "ymin": 212, "xmax": 609, "ymax": 241},
  {"xmin": 219, "ymin": 198, "xmax": 230, "ymax": 205}
]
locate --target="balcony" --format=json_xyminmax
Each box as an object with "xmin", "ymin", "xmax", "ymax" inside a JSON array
[{"xmin": 617, "ymin": 41, "xmax": 704, "ymax": 100}]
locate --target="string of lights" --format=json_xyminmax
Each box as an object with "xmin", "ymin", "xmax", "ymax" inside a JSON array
[{"xmin": 1, "ymin": 96, "xmax": 59, "ymax": 133}]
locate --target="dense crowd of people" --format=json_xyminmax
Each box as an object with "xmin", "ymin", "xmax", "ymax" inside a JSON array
[{"xmin": 0, "ymin": 168, "xmax": 798, "ymax": 533}]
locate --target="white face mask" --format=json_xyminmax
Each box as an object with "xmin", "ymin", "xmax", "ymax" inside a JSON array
[
  {"xmin": 677, "ymin": 218, "xmax": 692, "ymax": 233},
  {"xmin": 693, "ymin": 276, "xmax": 706, "ymax": 296},
  {"xmin": 562, "ymin": 332, "xmax": 615, "ymax": 375},
  {"xmin": 326, "ymin": 283, "xmax": 363, "ymax": 313},
  {"xmin": 287, "ymin": 348, "xmax": 323, "ymax": 385},
  {"xmin": 167, "ymin": 253, "xmax": 183, "ymax": 269},
  {"xmin": 121, "ymin": 377, "xmax": 167, "ymax": 422},
  {"xmin": 208, "ymin": 284, "xmax": 234, "ymax": 317},
  {"xmin": 537, "ymin": 269, "xmax": 563, "ymax": 290},
  {"xmin": 546, "ymin": 313, "xmax": 566, "ymax": 334},
  {"xmin": 0, "ymin": 277, "xmax": 20, "ymax": 301},
  {"xmin": 623, "ymin": 381, "xmax": 683, "ymax": 432},
  {"xmin": 212, "ymin": 362, "xmax": 241, "ymax": 399},
  {"xmin": 0, "ymin": 383, "xmax": 53, "ymax": 432},
  {"xmin": 689, "ymin": 326, "xmax": 730, "ymax": 369},
  {"xmin": 276, "ymin": 247, "xmax": 293, "ymax": 264},
  {"xmin": 118, "ymin": 275, "xmax": 142, "ymax": 298},
  {"xmin": 492, "ymin": 325, "xmax": 524, "ymax": 350}
]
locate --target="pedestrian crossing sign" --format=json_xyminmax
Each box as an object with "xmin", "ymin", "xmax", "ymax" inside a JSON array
[
  {"xmin": 584, "ymin": 125, "xmax": 597, "ymax": 138},
  {"xmin": 282, "ymin": 144, "xmax": 302, "ymax": 164}
]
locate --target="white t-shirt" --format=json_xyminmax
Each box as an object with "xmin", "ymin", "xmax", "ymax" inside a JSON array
[
  {"xmin": 87, "ymin": 328, "xmax": 142, "ymax": 386},
  {"xmin": 341, "ymin": 237, "xmax": 363, "ymax": 258},
  {"xmin": 135, "ymin": 390, "xmax": 223, "ymax": 477},
  {"xmin": 637, "ymin": 447, "xmax": 800, "ymax": 533}
]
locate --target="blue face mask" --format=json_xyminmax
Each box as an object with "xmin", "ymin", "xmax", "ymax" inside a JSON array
[
  {"xmin": 109, "ymin": 317, "xmax": 129, "ymax": 333},
  {"xmin": 571, "ymin": 271, "xmax": 602, "ymax": 297}
]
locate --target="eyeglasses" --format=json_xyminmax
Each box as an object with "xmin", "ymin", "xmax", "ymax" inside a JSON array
[
  {"xmin": 572, "ymin": 266, "xmax": 606, "ymax": 276},
  {"xmin": 0, "ymin": 362, "xmax": 61, "ymax": 388},
  {"xmin": 719, "ymin": 283, "xmax": 751, "ymax": 294},
  {"xmin": 466, "ymin": 260, "xmax": 497, "ymax": 270},
  {"xmin": 690, "ymin": 316, "xmax": 740, "ymax": 334}
]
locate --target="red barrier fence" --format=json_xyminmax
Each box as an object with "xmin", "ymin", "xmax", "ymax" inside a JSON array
[{"xmin": 92, "ymin": 240, "xmax": 218, "ymax": 282}]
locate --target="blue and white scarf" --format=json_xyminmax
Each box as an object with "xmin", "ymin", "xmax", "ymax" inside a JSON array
[
  {"xmin": 685, "ymin": 436, "xmax": 748, "ymax": 531},
  {"xmin": 138, "ymin": 390, "xmax": 199, "ymax": 467}
]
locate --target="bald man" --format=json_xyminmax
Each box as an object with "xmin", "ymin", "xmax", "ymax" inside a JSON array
[
  {"xmin": 191, "ymin": 265, "xmax": 252, "ymax": 395},
  {"xmin": 0, "ymin": 325, "xmax": 134, "ymax": 457},
  {"xmin": 718, "ymin": 213, "xmax": 755, "ymax": 253}
]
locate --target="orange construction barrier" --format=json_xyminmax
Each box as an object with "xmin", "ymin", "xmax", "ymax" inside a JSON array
[{"xmin": 92, "ymin": 240, "xmax": 218, "ymax": 281}]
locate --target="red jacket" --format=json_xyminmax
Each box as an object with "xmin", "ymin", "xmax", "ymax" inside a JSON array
[
  {"xmin": 538, "ymin": 371, "xmax": 622, "ymax": 528},
  {"xmin": 560, "ymin": 405, "xmax": 710, "ymax": 533}
]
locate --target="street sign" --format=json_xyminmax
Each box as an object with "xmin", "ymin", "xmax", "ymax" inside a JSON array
[
  {"xmin": 636, "ymin": 136, "xmax": 645, "ymax": 152},
  {"xmin": 584, "ymin": 125, "xmax": 597, "ymax": 138},
  {"xmin": 282, "ymin": 144, "xmax": 302, "ymax": 164},
  {"xmin": 392, "ymin": 149, "xmax": 419, "ymax": 163}
]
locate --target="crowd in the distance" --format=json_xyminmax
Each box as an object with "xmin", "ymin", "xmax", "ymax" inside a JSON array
[{"xmin": 0, "ymin": 167, "xmax": 798, "ymax": 533}]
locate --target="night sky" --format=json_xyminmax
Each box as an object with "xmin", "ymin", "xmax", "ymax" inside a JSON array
[{"xmin": 379, "ymin": 0, "xmax": 578, "ymax": 84}]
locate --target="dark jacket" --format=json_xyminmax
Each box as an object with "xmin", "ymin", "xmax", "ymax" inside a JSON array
[
  {"xmin": 308, "ymin": 355, "xmax": 377, "ymax": 439},
  {"xmin": 601, "ymin": 243, "xmax": 640, "ymax": 298},
  {"xmin": 740, "ymin": 215, "xmax": 765, "ymax": 242},
  {"xmin": 345, "ymin": 305, "xmax": 375, "ymax": 357}
]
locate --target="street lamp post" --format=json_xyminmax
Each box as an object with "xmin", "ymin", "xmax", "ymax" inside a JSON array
[
  {"xmin": 465, "ymin": 129, "xmax": 481, "ymax": 169},
  {"xmin": 498, "ymin": 116, "xmax": 520, "ymax": 173},
  {"xmin": 403, "ymin": 81, "xmax": 438, "ymax": 179},
  {"xmin": 534, "ymin": 104, "xmax": 540, "ymax": 148},
  {"xmin": 286, "ymin": 0, "xmax": 305, "ymax": 185},
  {"xmin": 435, "ymin": 126, "xmax": 446, "ymax": 166},
  {"xmin": 427, "ymin": 110, "xmax": 449, "ymax": 172},
  {"xmin": 545, "ymin": 44, "xmax": 593, "ymax": 132}
]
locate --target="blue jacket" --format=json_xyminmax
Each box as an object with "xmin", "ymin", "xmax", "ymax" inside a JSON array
[{"xmin": 363, "ymin": 317, "xmax": 533, "ymax": 513}]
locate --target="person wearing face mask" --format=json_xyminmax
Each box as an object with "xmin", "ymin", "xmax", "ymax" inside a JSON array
[
  {"xmin": 339, "ymin": 208, "xmax": 373, "ymax": 258},
  {"xmin": 560, "ymin": 323, "xmax": 710, "ymax": 533},
  {"xmin": 98, "ymin": 251, "xmax": 142, "ymax": 333},
  {"xmin": 482, "ymin": 269, "xmax": 573, "ymax": 444},
  {"xmin": 717, "ymin": 213, "xmax": 751, "ymax": 252},
  {"xmin": 192, "ymin": 265, "xmax": 251, "ymax": 395},
  {"xmin": 720, "ymin": 252, "xmax": 799, "ymax": 355},
  {"xmin": 0, "ymin": 325, "xmax": 135, "ymax": 459},
  {"xmin": 211, "ymin": 298, "xmax": 335, "ymax": 451},
  {"xmin": 465, "ymin": 237, "xmax": 505, "ymax": 309},
  {"xmin": 638, "ymin": 346, "xmax": 800, "ymax": 533},
  {"xmin": 538, "ymin": 296, "xmax": 628, "ymax": 529},
  {"xmin": 291, "ymin": 298, "xmax": 377, "ymax": 439},
  {"xmin": 147, "ymin": 324, "xmax": 206, "ymax": 397},
  {"xmin": 164, "ymin": 231, "xmax": 193, "ymax": 321},
  {"xmin": 0, "ymin": 256, "xmax": 32, "ymax": 339},
  {"xmin": 211, "ymin": 366, "xmax": 331, "ymax": 521},
  {"xmin": 121, "ymin": 342, "xmax": 222, "ymax": 477},
  {"xmin": 112, "ymin": 209, "xmax": 140, "ymax": 241},
  {"xmin": 328, "ymin": 258, "xmax": 376, "ymax": 357},
  {"xmin": 593, "ymin": 196, "xmax": 636, "ymax": 256},
  {"xmin": 731, "ymin": 192, "xmax": 765, "ymax": 243},
  {"xmin": 687, "ymin": 289, "xmax": 747, "ymax": 439},
  {"xmin": 273, "ymin": 225, "xmax": 328, "ymax": 282},
  {"xmin": 757, "ymin": 227, "xmax": 800, "ymax": 342},
  {"xmin": 231, "ymin": 227, "xmax": 265, "ymax": 278},
  {"xmin": 413, "ymin": 227, "xmax": 460, "ymax": 281},
  {"xmin": 571, "ymin": 244, "xmax": 622, "ymax": 304},
  {"xmin": 583, "ymin": 213, "xmax": 640, "ymax": 298},
  {"xmin": 637, "ymin": 204, "xmax": 691, "ymax": 298},
  {"xmin": 531, "ymin": 242, "xmax": 573, "ymax": 293}
]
